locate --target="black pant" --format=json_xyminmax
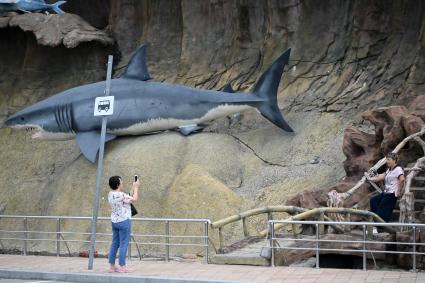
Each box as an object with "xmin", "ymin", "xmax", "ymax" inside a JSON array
[{"xmin": 370, "ymin": 192, "xmax": 397, "ymax": 222}]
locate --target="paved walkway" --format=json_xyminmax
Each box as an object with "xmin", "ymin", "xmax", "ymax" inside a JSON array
[{"xmin": 0, "ymin": 255, "xmax": 424, "ymax": 283}]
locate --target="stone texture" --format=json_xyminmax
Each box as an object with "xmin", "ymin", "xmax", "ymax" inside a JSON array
[{"xmin": 342, "ymin": 125, "xmax": 380, "ymax": 178}]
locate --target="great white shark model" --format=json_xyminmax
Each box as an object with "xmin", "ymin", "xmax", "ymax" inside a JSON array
[{"xmin": 6, "ymin": 45, "xmax": 294, "ymax": 163}]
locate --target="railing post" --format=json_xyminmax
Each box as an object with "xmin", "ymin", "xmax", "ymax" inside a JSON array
[
  {"xmin": 412, "ymin": 226, "xmax": 416, "ymax": 272},
  {"xmin": 292, "ymin": 224, "xmax": 299, "ymax": 239},
  {"xmin": 242, "ymin": 217, "xmax": 249, "ymax": 237},
  {"xmin": 367, "ymin": 216, "xmax": 373, "ymax": 236},
  {"xmin": 218, "ymin": 228, "xmax": 224, "ymax": 251},
  {"xmin": 346, "ymin": 213, "xmax": 351, "ymax": 232},
  {"xmin": 267, "ymin": 212, "xmax": 273, "ymax": 221},
  {"xmin": 362, "ymin": 224, "xmax": 367, "ymax": 271},
  {"xmin": 315, "ymin": 223, "xmax": 319, "ymax": 268},
  {"xmin": 204, "ymin": 221, "xmax": 209, "ymax": 264},
  {"xmin": 23, "ymin": 217, "xmax": 28, "ymax": 256},
  {"xmin": 318, "ymin": 212, "xmax": 325, "ymax": 235},
  {"xmin": 128, "ymin": 233, "xmax": 132, "ymax": 261},
  {"xmin": 270, "ymin": 222, "xmax": 275, "ymax": 267},
  {"xmin": 165, "ymin": 221, "xmax": 170, "ymax": 262},
  {"xmin": 56, "ymin": 218, "xmax": 61, "ymax": 257}
]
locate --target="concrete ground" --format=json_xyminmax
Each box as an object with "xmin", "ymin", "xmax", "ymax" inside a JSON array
[
  {"xmin": 0, "ymin": 280, "xmax": 70, "ymax": 283},
  {"xmin": 0, "ymin": 255, "xmax": 424, "ymax": 283}
]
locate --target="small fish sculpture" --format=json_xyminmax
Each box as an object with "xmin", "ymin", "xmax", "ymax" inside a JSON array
[{"xmin": 0, "ymin": 0, "xmax": 66, "ymax": 14}]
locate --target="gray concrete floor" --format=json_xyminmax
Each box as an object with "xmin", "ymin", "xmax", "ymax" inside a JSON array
[{"xmin": 0, "ymin": 280, "xmax": 70, "ymax": 283}]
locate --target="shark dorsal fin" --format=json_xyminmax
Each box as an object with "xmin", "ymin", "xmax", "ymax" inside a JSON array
[{"xmin": 122, "ymin": 45, "xmax": 151, "ymax": 81}]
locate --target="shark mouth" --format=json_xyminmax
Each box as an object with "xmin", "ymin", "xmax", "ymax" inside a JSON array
[
  {"xmin": 25, "ymin": 126, "xmax": 42, "ymax": 139},
  {"xmin": 13, "ymin": 124, "xmax": 44, "ymax": 139},
  {"xmin": 11, "ymin": 124, "xmax": 74, "ymax": 140}
]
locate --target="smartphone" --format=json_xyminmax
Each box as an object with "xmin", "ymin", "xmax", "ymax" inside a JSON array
[{"xmin": 134, "ymin": 175, "xmax": 138, "ymax": 182}]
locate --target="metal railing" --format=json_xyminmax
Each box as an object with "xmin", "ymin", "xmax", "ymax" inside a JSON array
[
  {"xmin": 0, "ymin": 215, "xmax": 211, "ymax": 264},
  {"xmin": 268, "ymin": 220, "xmax": 425, "ymax": 271}
]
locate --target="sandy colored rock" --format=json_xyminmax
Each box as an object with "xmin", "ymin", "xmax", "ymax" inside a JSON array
[{"xmin": 165, "ymin": 164, "xmax": 242, "ymax": 219}]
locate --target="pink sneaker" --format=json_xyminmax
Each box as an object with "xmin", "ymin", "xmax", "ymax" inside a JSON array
[
  {"xmin": 108, "ymin": 266, "xmax": 119, "ymax": 273},
  {"xmin": 117, "ymin": 266, "xmax": 134, "ymax": 273}
]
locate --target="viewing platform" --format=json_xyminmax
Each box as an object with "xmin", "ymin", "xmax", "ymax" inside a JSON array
[{"xmin": 0, "ymin": 254, "xmax": 424, "ymax": 283}]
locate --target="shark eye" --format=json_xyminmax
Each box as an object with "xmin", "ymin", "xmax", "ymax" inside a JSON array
[{"xmin": 20, "ymin": 117, "xmax": 25, "ymax": 121}]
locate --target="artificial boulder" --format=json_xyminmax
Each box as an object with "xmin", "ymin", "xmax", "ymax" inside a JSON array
[
  {"xmin": 3, "ymin": 13, "xmax": 113, "ymax": 48},
  {"xmin": 288, "ymin": 101, "xmax": 425, "ymax": 211},
  {"xmin": 164, "ymin": 164, "xmax": 243, "ymax": 253}
]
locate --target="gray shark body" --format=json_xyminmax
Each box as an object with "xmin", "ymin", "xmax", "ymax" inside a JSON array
[{"xmin": 6, "ymin": 45, "xmax": 294, "ymax": 163}]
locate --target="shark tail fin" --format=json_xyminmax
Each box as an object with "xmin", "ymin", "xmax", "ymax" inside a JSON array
[
  {"xmin": 253, "ymin": 48, "xmax": 294, "ymax": 132},
  {"xmin": 51, "ymin": 1, "xmax": 66, "ymax": 14}
]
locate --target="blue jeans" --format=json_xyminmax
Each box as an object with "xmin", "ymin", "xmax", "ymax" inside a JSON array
[
  {"xmin": 370, "ymin": 193, "xmax": 397, "ymax": 223},
  {"xmin": 108, "ymin": 219, "xmax": 131, "ymax": 266}
]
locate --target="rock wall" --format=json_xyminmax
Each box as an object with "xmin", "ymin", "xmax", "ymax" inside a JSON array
[{"xmin": 0, "ymin": 0, "xmax": 424, "ymax": 255}]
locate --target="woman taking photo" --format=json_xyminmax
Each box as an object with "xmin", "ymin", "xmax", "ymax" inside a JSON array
[{"xmin": 107, "ymin": 175, "xmax": 140, "ymax": 273}]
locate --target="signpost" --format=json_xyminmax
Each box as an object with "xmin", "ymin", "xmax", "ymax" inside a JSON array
[{"xmin": 88, "ymin": 55, "xmax": 114, "ymax": 270}]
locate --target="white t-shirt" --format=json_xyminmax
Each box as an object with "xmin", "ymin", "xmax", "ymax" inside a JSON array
[
  {"xmin": 108, "ymin": 191, "xmax": 132, "ymax": 223},
  {"xmin": 384, "ymin": 165, "xmax": 404, "ymax": 194}
]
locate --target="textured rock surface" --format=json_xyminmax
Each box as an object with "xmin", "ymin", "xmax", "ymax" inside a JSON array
[
  {"xmin": 2, "ymin": 13, "xmax": 113, "ymax": 48},
  {"xmin": 0, "ymin": 0, "xmax": 425, "ymax": 256},
  {"xmin": 288, "ymin": 102, "xmax": 425, "ymax": 210}
]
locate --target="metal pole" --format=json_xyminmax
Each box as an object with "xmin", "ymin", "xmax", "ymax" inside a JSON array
[
  {"xmin": 270, "ymin": 222, "xmax": 275, "ymax": 267},
  {"xmin": 315, "ymin": 223, "xmax": 319, "ymax": 268},
  {"xmin": 204, "ymin": 221, "xmax": 209, "ymax": 264},
  {"xmin": 362, "ymin": 224, "xmax": 366, "ymax": 271},
  {"xmin": 165, "ymin": 221, "xmax": 170, "ymax": 262},
  {"xmin": 128, "ymin": 233, "xmax": 132, "ymax": 261},
  {"xmin": 88, "ymin": 55, "xmax": 113, "ymax": 270},
  {"xmin": 23, "ymin": 217, "xmax": 28, "ymax": 256},
  {"xmin": 412, "ymin": 226, "xmax": 416, "ymax": 272},
  {"xmin": 56, "ymin": 218, "xmax": 60, "ymax": 257}
]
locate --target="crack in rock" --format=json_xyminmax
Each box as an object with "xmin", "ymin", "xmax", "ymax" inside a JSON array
[{"xmin": 228, "ymin": 133, "xmax": 320, "ymax": 168}]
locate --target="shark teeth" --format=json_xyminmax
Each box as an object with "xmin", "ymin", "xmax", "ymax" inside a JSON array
[{"xmin": 25, "ymin": 127, "xmax": 37, "ymax": 132}]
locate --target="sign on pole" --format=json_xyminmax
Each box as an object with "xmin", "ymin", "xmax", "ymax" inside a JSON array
[
  {"xmin": 88, "ymin": 55, "xmax": 114, "ymax": 270},
  {"xmin": 94, "ymin": 96, "xmax": 115, "ymax": 116}
]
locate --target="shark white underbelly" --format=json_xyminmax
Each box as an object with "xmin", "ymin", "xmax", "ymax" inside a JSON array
[{"xmin": 110, "ymin": 104, "xmax": 252, "ymax": 136}]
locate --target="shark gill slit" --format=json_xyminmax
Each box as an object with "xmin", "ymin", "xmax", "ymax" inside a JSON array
[
  {"xmin": 54, "ymin": 107, "xmax": 63, "ymax": 132},
  {"xmin": 58, "ymin": 105, "xmax": 66, "ymax": 132},
  {"xmin": 65, "ymin": 103, "xmax": 74, "ymax": 133}
]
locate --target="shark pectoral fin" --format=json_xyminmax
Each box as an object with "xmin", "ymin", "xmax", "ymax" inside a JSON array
[
  {"xmin": 76, "ymin": 132, "xmax": 116, "ymax": 163},
  {"xmin": 178, "ymin": 125, "xmax": 204, "ymax": 136},
  {"xmin": 122, "ymin": 45, "xmax": 151, "ymax": 81}
]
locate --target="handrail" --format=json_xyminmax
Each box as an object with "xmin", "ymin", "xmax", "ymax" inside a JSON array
[
  {"xmin": 258, "ymin": 207, "xmax": 392, "ymax": 237},
  {"xmin": 270, "ymin": 219, "xmax": 425, "ymax": 227},
  {"xmin": 0, "ymin": 215, "xmax": 211, "ymax": 223},
  {"xmin": 0, "ymin": 215, "xmax": 211, "ymax": 263},
  {"xmin": 267, "ymin": 219, "xmax": 424, "ymax": 271},
  {"xmin": 209, "ymin": 206, "xmax": 391, "ymax": 250},
  {"xmin": 211, "ymin": 206, "xmax": 305, "ymax": 228}
]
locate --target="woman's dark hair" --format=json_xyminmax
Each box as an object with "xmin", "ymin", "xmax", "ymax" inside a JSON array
[
  {"xmin": 386, "ymin": 152, "xmax": 399, "ymax": 162},
  {"xmin": 109, "ymin": 176, "xmax": 122, "ymax": 190}
]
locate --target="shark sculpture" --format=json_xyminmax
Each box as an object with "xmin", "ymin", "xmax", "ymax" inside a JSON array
[
  {"xmin": 6, "ymin": 45, "xmax": 294, "ymax": 163},
  {"xmin": 0, "ymin": 0, "xmax": 66, "ymax": 14}
]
